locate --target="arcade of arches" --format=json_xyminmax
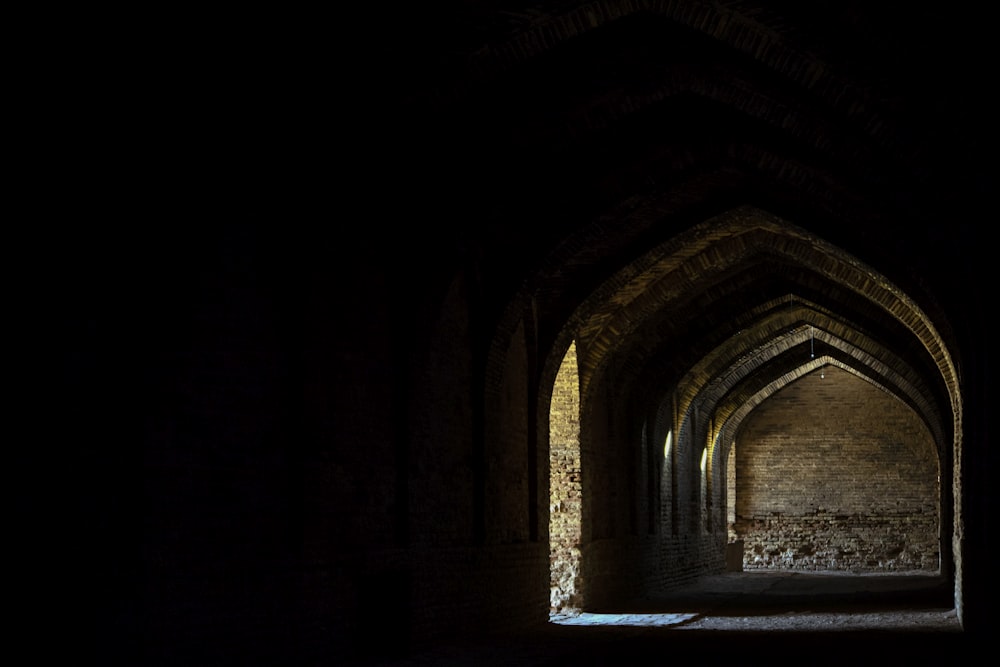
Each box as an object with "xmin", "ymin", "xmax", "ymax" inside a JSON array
[
  {"xmin": 92, "ymin": 1, "xmax": 990, "ymax": 664},
  {"xmin": 544, "ymin": 211, "xmax": 952, "ymax": 613}
]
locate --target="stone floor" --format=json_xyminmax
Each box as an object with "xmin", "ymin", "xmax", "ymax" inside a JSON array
[{"xmin": 362, "ymin": 571, "xmax": 973, "ymax": 666}]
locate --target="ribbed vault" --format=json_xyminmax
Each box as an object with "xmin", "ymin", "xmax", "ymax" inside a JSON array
[
  {"xmin": 676, "ymin": 319, "xmax": 945, "ymax": 453},
  {"xmin": 562, "ymin": 208, "xmax": 957, "ymax": 420},
  {"xmin": 553, "ymin": 205, "xmax": 959, "ymax": 477},
  {"xmin": 528, "ymin": 207, "xmax": 961, "ymax": 488},
  {"xmin": 113, "ymin": 1, "xmax": 991, "ymax": 659},
  {"xmin": 449, "ymin": 0, "xmax": 981, "ymax": 627},
  {"xmin": 529, "ymin": 203, "xmax": 961, "ymax": 612}
]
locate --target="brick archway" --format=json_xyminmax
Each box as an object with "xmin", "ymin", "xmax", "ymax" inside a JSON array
[{"xmin": 517, "ymin": 206, "xmax": 963, "ymax": 617}]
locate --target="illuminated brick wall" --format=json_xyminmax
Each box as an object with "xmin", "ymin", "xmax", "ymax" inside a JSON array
[{"xmin": 734, "ymin": 366, "xmax": 940, "ymax": 571}]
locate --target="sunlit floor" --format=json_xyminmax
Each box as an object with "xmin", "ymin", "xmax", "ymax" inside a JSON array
[
  {"xmin": 370, "ymin": 571, "xmax": 969, "ymax": 666},
  {"xmin": 550, "ymin": 569, "xmax": 960, "ymax": 632}
]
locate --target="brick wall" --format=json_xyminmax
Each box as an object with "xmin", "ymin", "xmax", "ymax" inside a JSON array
[
  {"xmin": 409, "ymin": 271, "xmax": 477, "ymax": 549},
  {"xmin": 575, "ymin": 383, "xmax": 733, "ymax": 607},
  {"xmin": 486, "ymin": 320, "xmax": 532, "ymax": 544},
  {"xmin": 549, "ymin": 342, "xmax": 582, "ymax": 609},
  {"xmin": 734, "ymin": 366, "xmax": 939, "ymax": 571}
]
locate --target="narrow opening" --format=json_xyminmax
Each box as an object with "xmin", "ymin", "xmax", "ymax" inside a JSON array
[{"xmin": 549, "ymin": 341, "xmax": 582, "ymax": 613}]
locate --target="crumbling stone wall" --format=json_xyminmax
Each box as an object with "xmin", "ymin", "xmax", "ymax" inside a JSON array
[
  {"xmin": 735, "ymin": 366, "xmax": 939, "ymax": 572},
  {"xmin": 550, "ymin": 342, "xmax": 582, "ymax": 610}
]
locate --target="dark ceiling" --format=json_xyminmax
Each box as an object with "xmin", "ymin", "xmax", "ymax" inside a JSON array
[
  {"xmin": 91, "ymin": 0, "xmax": 989, "ymax": 453},
  {"xmin": 317, "ymin": 0, "xmax": 991, "ymax": 457},
  {"xmin": 341, "ymin": 1, "xmax": 988, "ymax": 287}
]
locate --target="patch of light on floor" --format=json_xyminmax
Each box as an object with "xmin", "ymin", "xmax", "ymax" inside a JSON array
[{"xmin": 549, "ymin": 612, "xmax": 699, "ymax": 627}]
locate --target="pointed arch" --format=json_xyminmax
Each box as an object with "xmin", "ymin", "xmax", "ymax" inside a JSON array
[{"xmin": 485, "ymin": 203, "xmax": 964, "ymax": 619}]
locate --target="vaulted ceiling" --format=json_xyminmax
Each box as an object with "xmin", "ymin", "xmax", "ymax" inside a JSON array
[{"xmin": 370, "ymin": 0, "xmax": 987, "ymax": 464}]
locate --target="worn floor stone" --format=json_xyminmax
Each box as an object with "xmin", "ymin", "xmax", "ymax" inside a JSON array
[{"xmin": 367, "ymin": 571, "xmax": 969, "ymax": 666}]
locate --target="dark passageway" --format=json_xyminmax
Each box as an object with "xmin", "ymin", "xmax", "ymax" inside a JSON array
[
  {"xmin": 571, "ymin": 571, "xmax": 955, "ymax": 623},
  {"xmin": 382, "ymin": 572, "xmax": 963, "ymax": 665},
  {"xmin": 67, "ymin": 1, "xmax": 990, "ymax": 665}
]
